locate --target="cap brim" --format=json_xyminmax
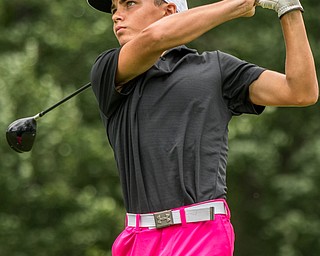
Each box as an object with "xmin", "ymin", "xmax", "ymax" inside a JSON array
[{"xmin": 87, "ymin": 0, "xmax": 112, "ymax": 13}]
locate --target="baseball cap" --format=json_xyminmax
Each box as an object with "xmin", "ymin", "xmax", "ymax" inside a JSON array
[{"xmin": 87, "ymin": 0, "xmax": 188, "ymax": 13}]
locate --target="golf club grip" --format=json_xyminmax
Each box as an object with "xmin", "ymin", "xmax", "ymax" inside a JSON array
[{"xmin": 39, "ymin": 82, "xmax": 92, "ymax": 117}]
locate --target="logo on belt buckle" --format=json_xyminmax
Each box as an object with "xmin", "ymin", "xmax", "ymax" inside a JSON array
[{"xmin": 154, "ymin": 210, "xmax": 173, "ymax": 228}]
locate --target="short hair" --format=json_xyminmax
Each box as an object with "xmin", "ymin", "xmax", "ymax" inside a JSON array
[{"xmin": 154, "ymin": 0, "xmax": 165, "ymax": 7}]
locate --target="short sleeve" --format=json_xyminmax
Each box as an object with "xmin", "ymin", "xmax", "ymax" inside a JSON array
[
  {"xmin": 90, "ymin": 48, "xmax": 126, "ymax": 118},
  {"xmin": 217, "ymin": 51, "xmax": 266, "ymax": 115}
]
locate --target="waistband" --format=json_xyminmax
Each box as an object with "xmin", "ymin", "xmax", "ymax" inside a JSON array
[{"xmin": 126, "ymin": 199, "xmax": 229, "ymax": 229}]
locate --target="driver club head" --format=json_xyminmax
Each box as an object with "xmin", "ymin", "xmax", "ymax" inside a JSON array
[
  {"xmin": 5, "ymin": 83, "xmax": 91, "ymax": 153},
  {"xmin": 6, "ymin": 117, "xmax": 37, "ymax": 153}
]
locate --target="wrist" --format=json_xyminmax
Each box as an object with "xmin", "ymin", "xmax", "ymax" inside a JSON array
[
  {"xmin": 221, "ymin": 0, "xmax": 255, "ymax": 20},
  {"xmin": 279, "ymin": 9, "xmax": 303, "ymax": 22},
  {"xmin": 278, "ymin": 1, "xmax": 304, "ymax": 19}
]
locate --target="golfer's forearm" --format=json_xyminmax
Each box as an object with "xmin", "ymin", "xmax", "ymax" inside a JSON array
[
  {"xmin": 281, "ymin": 11, "xmax": 318, "ymax": 105},
  {"xmin": 146, "ymin": 0, "xmax": 253, "ymax": 50},
  {"xmin": 117, "ymin": 0, "xmax": 255, "ymax": 85}
]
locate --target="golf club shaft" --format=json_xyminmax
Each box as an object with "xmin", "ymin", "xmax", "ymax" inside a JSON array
[{"xmin": 33, "ymin": 82, "xmax": 91, "ymax": 120}]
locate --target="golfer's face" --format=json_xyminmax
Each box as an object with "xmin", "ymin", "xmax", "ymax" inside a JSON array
[{"xmin": 111, "ymin": 0, "xmax": 165, "ymax": 45}]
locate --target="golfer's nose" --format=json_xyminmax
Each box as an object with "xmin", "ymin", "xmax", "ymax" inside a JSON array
[{"xmin": 112, "ymin": 10, "xmax": 124, "ymax": 23}]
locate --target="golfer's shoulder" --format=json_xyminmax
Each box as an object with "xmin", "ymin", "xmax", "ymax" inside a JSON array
[
  {"xmin": 93, "ymin": 48, "xmax": 120, "ymax": 64},
  {"xmin": 90, "ymin": 48, "xmax": 121, "ymax": 78}
]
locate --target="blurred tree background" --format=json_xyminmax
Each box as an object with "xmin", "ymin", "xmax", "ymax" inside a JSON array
[{"xmin": 0, "ymin": 0, "xmax": 319, "ymax": 255}]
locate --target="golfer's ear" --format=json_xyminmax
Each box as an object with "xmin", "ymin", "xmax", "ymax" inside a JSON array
[{"xmin": 164, "ymin": 3, "xmax": 177, "ymax": 16}]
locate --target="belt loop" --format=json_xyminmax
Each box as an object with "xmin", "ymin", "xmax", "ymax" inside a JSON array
[
  {"xmin": 179, "ymin": 208, "xmax": 187, "ymax": 227},
  {"xmin": 125, "ymin": 214, "xmax": 128, "ymax": 227},
  {"xmin": 135, "ymin": 214, "xmax": 141, "ymax": 230}
]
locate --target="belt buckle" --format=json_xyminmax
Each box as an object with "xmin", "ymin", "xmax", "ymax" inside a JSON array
[{"xmin": 153, "ymin": 210, "xmax": 173, "ymax": 228}]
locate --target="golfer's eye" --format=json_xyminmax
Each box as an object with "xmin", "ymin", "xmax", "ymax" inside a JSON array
[{"xmin": 126, "ymin": 1, "xmax": 136, "ymax": 8}]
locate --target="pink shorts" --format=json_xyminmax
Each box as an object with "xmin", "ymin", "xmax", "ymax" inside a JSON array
[{"xmin": 112, "ymin": 199, "xmax": 235, "ymax": 256}]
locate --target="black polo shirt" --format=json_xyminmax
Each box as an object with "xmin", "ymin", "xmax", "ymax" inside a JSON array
[{"xmin": 91, "ymin": 46, "xmax": 265, "ymax": 213}]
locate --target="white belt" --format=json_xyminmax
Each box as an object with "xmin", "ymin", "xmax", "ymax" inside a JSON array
[{"xmin": 127, "ymin": 201, "xmax": 227, "ymax": 229}]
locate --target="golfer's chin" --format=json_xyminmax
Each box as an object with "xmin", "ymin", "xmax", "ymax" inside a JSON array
[{"xmin": 116, "ymin": 35, "xmax": 132, "ymax": 47}]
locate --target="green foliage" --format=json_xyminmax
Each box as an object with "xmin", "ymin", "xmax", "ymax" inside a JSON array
[{"xmin": 0, "ymin": 0, "xmax": 319, "ymax": 255}]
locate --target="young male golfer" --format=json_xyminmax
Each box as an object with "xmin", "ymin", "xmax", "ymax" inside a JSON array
[{"xmin": 87, "ymin": 0, "xmax": 318, "ymax": 255}]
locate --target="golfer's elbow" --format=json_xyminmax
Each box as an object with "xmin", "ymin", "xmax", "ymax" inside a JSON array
[
  {"xmin": 140, "ymin": 24, "xmax": 176, "ymax": 52},
  {"xmin": 140, "ymin": 26, "xmax": 164, "ymax": 50},
  {"xmin": 292, "ymin": 81, "xmax": 319, "ymax": 106},
  {"xmin": 305, "ymin": 83, "xmax": 319, "ymax": 105}
]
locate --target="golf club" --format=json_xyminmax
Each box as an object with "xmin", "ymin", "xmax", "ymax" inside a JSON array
[{"xmin": 6, "ymin": 82, "xmax": 92, "ymax": 153}]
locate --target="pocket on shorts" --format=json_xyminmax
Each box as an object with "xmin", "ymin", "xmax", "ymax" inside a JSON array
[{"xmin": 220, "ymin": 216, "xmax": 235, "ymax": 254}]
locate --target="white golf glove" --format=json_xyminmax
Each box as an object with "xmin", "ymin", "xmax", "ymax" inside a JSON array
[{"xmin": 255, "ymin": 0, "xmax": 304, "ymax": 18}]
